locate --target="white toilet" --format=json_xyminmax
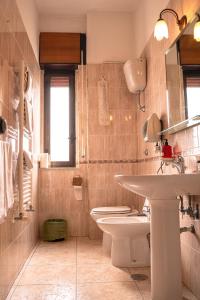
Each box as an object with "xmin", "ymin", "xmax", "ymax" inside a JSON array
[
  {"xmin": 90, "ymin": 206, "xmax": 138, "ymax": 255},
  {"xmin": 97, "ymin": 216, "xmax": 150, "ymax": 267}
]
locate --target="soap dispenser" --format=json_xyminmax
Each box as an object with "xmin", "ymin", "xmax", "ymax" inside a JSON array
[{"xmin": 162, "ymin": 139, "xmax": 172, "ymax": 159}]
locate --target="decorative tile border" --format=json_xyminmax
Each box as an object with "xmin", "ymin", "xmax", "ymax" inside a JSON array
[
  {"xmin": 79, "ymin": 148, "xmax": 200, "ymax": 165},
  {"xmin": 80, "ymin": 159, "xmax": 137, "ymax": 164},
  {"xmin": 80, "ymin": 157, "xmax": 159, "ymax": 164},
  {"xmin": 137, "ymin": 156, "xmax": 161, "ymax": 163}
]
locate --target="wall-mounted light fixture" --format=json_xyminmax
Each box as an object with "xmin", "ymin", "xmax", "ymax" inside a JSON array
[
  {"xmin": 154, "ymin": 9, "xmax": 187, "ymax": 41},
  {"xmin": 194, "ymin": 14, "xmax": 200, "ymax": 42}
]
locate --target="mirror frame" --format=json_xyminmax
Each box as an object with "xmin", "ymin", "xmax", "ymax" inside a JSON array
[{"xmin": 162, "ymin": 12, "xmax": 200, "ymax": 135}]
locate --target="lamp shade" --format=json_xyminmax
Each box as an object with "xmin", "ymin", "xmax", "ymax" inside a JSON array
[
  {"xmin": 154, "ymin": 19, "xmax": 169, "ymax": 41},
  {"xmin": 194, "ymin": 20, "xmax": 200, "ymax": 42}
]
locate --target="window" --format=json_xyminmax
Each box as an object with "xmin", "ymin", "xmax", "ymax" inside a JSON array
[
  {"xmin": 44, "ymin": 69, "xmax": 75, "ymax": 167},
  {"xmin": 183, "ymin": 69, "xmax": 200, "ymax": 119}
]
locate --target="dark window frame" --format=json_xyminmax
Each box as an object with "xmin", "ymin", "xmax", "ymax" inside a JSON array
[{"xmin": 44, "ymin": 68, "xmax": 76, "ymax": 167}]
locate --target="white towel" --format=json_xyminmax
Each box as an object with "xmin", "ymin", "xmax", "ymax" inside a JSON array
[
  {"xmin": 4, "ymin": 142, "xmax": 14, "ymax": 210},
  {"xmin": 24, "ymin": 70, "xmax": 32, "ymax": 96},
  {"xmin": 12, "ymin": 151, "xmax": 18, "ymax": 184},
  {"xmin": 23, "ymin": 150, "xmax": 33, "ymax": 169},
  {"xmin": 0, "ymin": 141, "xmax": 5, "ymax": 222},
  {"xmin": 24, "ymin": 97, "xmax": 33, "ymax": 133}
]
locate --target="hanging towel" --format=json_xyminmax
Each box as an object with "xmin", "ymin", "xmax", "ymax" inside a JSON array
[
  {"xmin": 24, "ymin": 97, "xmax": 33, "ymax": 133},
  {"xmin": 97, "ymin": 77, "xmax": 110, "ymax": 126},
  {"xmin": 24, "ymin": 69, "xmax": 32, "ymax": 96},
  {"xmin": 12, "ymin": 151, "xmax": 18, "ymax": 184},
  {"xmin": 0, "ymin": 141, "xmax": 6, "ymax": 222},
  {"xmin": 23, "ymin": 150, "xmax": 33, "ymax": 169},
  {"xmin": 4, "ymin": 142, "xmax": 14, "ymax": 210}
]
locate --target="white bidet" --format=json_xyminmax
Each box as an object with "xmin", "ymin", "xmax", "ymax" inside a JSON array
[
  {"xmin": 90, "ymin": 206, "xmax": 137, "ymax": 255},
  {"xmin": 97, "ymin": 216, "xmax": 150, "ymax": 267}
]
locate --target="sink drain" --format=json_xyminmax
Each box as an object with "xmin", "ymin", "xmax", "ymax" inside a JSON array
[{"xmin": 131, "ymin": 274, "xmax": 148, "ymax": 281}]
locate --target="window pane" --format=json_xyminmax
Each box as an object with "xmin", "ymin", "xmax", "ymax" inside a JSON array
[
  {"xmin": 186, "ymin": 87, "xmax": 200, "ymax": 119},
  {"xmin": 50, "ymin": 85, "xmax": 69, "ymax": 161}
]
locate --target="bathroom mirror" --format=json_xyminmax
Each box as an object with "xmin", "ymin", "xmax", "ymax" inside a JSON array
[{"xmin": 163, "ymin": 13, "xmax": 200, "ymax": 134}]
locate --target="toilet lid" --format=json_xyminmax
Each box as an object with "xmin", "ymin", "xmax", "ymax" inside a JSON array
[{"xmin": 92, "ymin": 206, "xmax": 131, "ymax": 214}]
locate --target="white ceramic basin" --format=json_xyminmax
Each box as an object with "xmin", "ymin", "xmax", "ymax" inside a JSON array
[
  {"xmin": 97, "ymin": 216, "xmax": 149, "ymax": 237},
  {"xmin": 115, "ymin": 173, "xmax": 200, "ymax": 199},
  {"xmin": 114, "ymin": 173, "xmax": 200, "ymax": 300}
]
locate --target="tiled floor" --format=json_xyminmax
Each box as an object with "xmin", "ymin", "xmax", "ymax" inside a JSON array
[{"xmin": 6, "ymin": 237, "xmax": 197, "ymax": 300}]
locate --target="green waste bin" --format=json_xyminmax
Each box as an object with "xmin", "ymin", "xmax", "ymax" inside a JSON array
[{"xmin": 43, "ymin": 219, "xmax": 67, "ymax": 241}]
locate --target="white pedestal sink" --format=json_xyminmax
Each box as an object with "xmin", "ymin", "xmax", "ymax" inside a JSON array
[{"xmin": 115, "ymin": 174, "xmax": 200, "ymax": 300}]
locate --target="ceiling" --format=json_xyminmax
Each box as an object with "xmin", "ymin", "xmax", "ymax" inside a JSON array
[{"xmin": 35, "ymin": 0, "xmax": 140, "ymax": 16}]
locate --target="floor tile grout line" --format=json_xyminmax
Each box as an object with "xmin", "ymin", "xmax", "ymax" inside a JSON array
[
  {"xmin": 5, "ymin": 284, "xmax": 18, "ymax": 300},
  {"xmin": 9, "ymin": 284, "xmax": 75, "ymax": 287},
  {"xmin": 23, "ymin": 262, "xmax": 77, "ymax": 267},
  {"xmin": 76, "ymin": 280, "xmax": 141, "ymax": 284},
  {"xmin": 15, "ymin": 279, "xmax": 139, "ymax": 287},
  {"xmin": 5, "ymin": 241, "xmax": 40, "ymax": 299},
  {"xmin": 16, "ymin": 241, "xmax": 41, "ymax": 285},
  {"xmin": 17, "ymin": 280, "xmax": 142, "ymax": 286},
  {"xmin": 135, "ymin": 281, "xmax": 146, "ymax": 300},
  {"xmin": 125, "ymin": 265, "xmax": 148, "ymax": 300}
]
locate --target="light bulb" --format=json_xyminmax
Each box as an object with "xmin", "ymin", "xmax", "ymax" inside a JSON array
[
  {"xmin": 154, "ymin": 19, "xmax": 169, "ymax": 41},
  {"xmin": 194, "ymin": 20, "xmax": 200, "ymax": 42}
]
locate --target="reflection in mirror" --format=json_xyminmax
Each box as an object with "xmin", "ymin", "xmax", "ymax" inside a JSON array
[
  {"xmin": 165, "ymin": 14, "xmax": 200, "ymax": 133},
  {"xmin": 183, "ymin": 70, "xmax": 200, "ymax": 119}
]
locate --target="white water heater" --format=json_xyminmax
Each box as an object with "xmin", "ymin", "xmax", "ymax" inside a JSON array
[{"xmin": 123, "ymin": 58, "xmax": 146, "ymax": 93}]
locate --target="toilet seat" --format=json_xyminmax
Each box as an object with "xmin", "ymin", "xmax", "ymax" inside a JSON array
[{"xmin": 91, "ymin": 206, "xmax": 132, "ymax": 215}]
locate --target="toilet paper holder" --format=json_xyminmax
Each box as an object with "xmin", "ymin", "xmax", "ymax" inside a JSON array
[{"xmin": 72, "ymin": 175, "xmax": 83, "ymax": 201}]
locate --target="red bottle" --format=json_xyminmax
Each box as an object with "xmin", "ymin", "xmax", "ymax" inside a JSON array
[{"xmin": 162, "ymin": 139, "xmax": 172, "ymax": 158}]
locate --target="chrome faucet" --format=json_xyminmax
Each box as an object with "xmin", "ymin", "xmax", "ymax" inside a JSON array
[
  {"xmin": 171, "ymin": 155, "xmax": 185, "ymax": 174},
  {"xmin": 157, "ymin": 155, "xmax": 185, "ymax": 174}
]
